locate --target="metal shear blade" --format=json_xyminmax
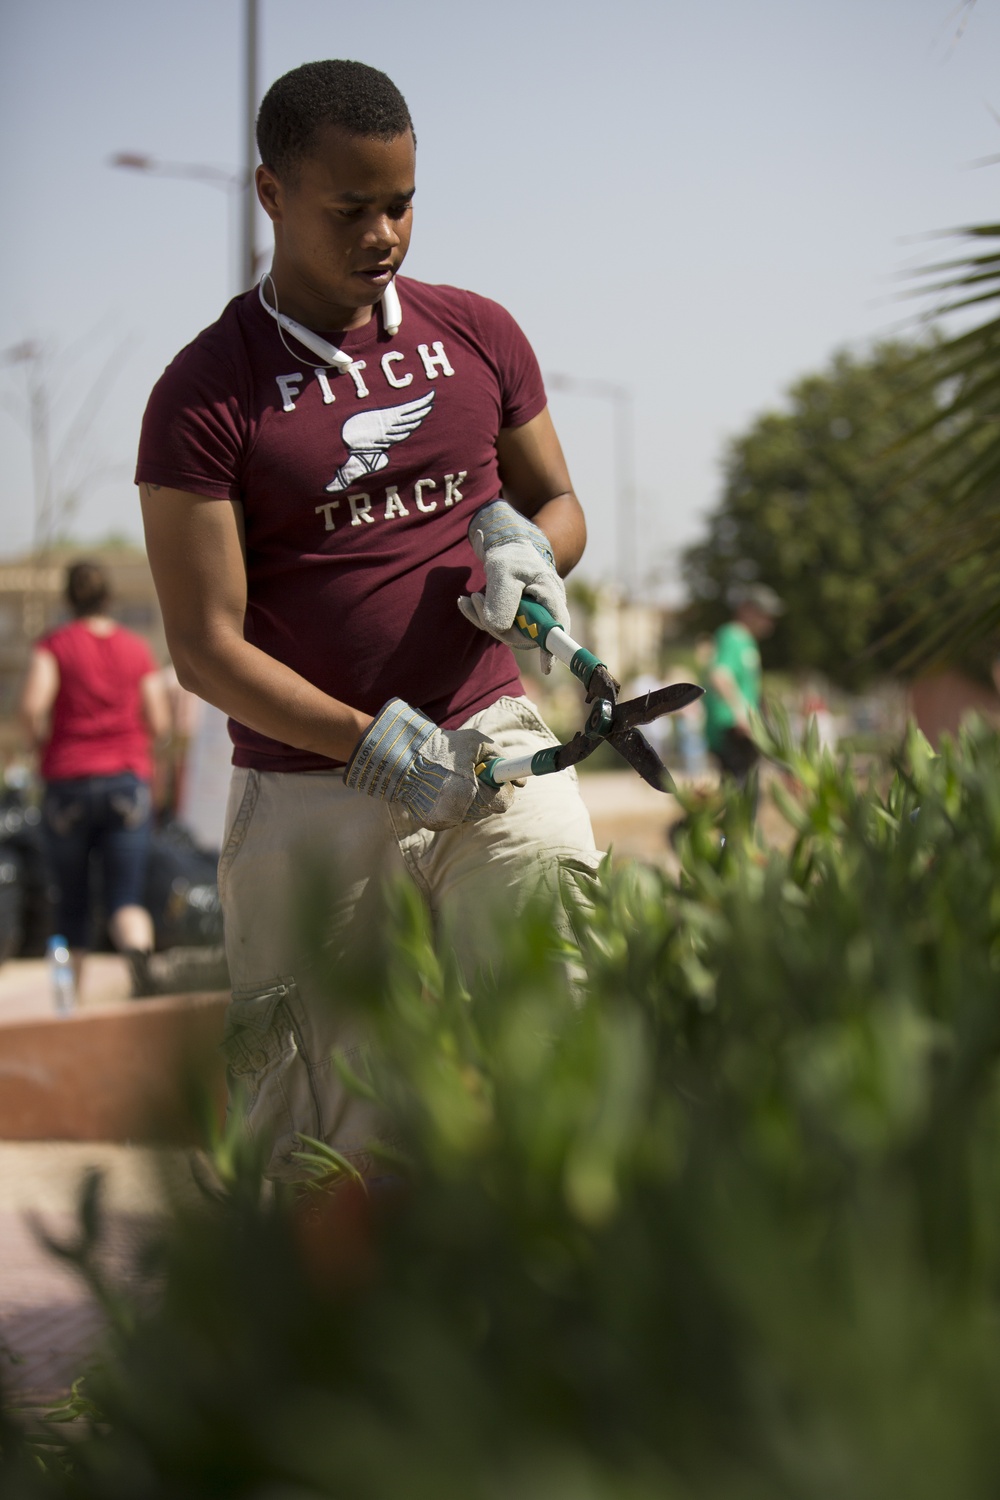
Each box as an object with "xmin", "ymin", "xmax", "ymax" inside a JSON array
[
  {"xmin": 553, "ymin": 682, "xmax": 704, "ymax": 793},
  {"xmin": 606, "ymin": 683, "xmax": 704, "ymax": 793},
  {"xmin": 613, "ymin": 682, "xmax": 705, "ymax": 730},
  {"xmin": 605, "ymin": 727, "xmax": 672, "ymax": 792}
]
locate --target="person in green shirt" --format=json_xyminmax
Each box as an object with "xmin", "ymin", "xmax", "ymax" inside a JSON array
[{"xmin": 703, "ymin": 583, "xmax": 783, "ymax": 789}]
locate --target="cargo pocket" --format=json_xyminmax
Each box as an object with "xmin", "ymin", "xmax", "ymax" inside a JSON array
[
  {"xmin": 217, "ymin": 770, "xmax": 260, "ymax": 902},
  {"xmin": 221, "ymin": 977, "xmax": 320, "ymax": 1178},
  {"xmin": 512, "ymin": 695, "xmax": 560, "ymax": 741},
  {"xmin": 554, "ymin": 849, "xmax": 607, "ymax": 999},
  {"xmin": 554, "ymin": 848, "xmax": 606, "ymax": 932},
  {"xmin": 501, "ymin": 697, "xmax": 581, "ymax": 782}
]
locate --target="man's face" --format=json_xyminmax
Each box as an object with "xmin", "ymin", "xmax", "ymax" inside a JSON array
[
  {"xmin": 259, "ymin": 125, "xmax": 416, "ymax": 327},
  {"xmin": 742, "ymin": 604, "xmax": 777, "ymax": 640}
]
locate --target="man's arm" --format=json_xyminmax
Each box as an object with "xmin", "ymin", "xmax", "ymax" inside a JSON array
[
  {"xmin": 139, "ymin": 484, "xmax": 372, "ymax": 762},
  {"xmin": 708, "ymin": 663, "xmax": 751, "ymax": 734},
  {"xmin": 495, "ymin": 407, "xmax": 586, "ymax": 576}
]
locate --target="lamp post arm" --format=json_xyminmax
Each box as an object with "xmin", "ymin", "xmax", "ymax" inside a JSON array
[{"xmin": 109, "ymin": 153, "xmax": 245, "ymax": 191}]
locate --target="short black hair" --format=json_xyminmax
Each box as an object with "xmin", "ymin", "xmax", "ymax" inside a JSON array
[
  {"xmin": 65, "ymin": 560, "xmax": 111, "ymax": 618},
  {"xmin": 256, "ymin": 60, "xmax": 414, "ymax": 181}
]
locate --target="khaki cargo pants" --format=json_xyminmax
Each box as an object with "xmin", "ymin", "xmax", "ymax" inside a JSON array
[{"xmin": 217, "ymin": 696, "xmax": 601, "ymax": 1181}]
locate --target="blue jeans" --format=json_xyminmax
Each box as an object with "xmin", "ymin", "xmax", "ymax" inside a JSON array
[{"xmin": 43, "ymin": 772, "xmax": 152, "ymax": 948}]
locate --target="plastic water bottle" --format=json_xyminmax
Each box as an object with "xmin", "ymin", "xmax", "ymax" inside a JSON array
[{"xmin": 47, "ymin": 934, "xmax": 76, "ymax": 1014}]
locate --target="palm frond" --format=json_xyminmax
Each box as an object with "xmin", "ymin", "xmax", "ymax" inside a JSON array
[{"xmin": 888, "ymin": 223, "xmax": 1000, "ymax": 669}]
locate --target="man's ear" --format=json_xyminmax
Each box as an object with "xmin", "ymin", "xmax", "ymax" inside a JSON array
[{"xmin": 256, "ymin": 163, "xmax": 283, "ymax": 223}]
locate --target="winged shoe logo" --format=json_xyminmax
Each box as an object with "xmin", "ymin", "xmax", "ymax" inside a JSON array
[{"xmin": 326, "ymin": 390, "xmax": 436, "ymax": 493}]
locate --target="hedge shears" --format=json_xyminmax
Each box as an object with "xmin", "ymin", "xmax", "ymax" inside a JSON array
[{"xmin": 475, "ymin": 598, "xmax": 703, "ymax": 795}]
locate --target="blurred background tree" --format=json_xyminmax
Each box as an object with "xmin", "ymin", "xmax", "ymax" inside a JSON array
[{"xmin": 681, "ymin": 337, "xmax": 995, "ymax": 688}]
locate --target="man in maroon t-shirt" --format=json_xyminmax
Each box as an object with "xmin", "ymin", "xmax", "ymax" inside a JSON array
[{"xmin": 136, "ymin": 59, "xmax": 599, "ymax": 1181}]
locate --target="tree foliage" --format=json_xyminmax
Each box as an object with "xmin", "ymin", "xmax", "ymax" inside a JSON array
[{"xmin": 681, "ymin": 338, "xmax": 992, "ymax": 687}]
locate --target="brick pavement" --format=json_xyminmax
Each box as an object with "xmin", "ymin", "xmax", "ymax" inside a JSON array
[
  {"xmin": 0, "ymin": 1143, "xmax": 194, "ymax": 1412},
  {"xmin": 0, "ymin": 952, "xmax": 133, "ymax": 1024},
  {"xmin": 0, "ymin": 956, "xmax": 155, "ymax": 1411}
]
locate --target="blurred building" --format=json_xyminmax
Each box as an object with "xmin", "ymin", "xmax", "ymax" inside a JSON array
[
  {"xmin": 909, "ymin": 668, "xmax": 1000, "ymax": 748},
  {"xmin": 0, "ymin": 545, "xmax": 166, "ymax": 765},
  {"xmin": 584, "ymin": 587, "xmax": 678, "ymax": 681}
]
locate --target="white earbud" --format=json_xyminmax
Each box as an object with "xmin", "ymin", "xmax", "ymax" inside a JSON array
[
  {"xmin": 382, "ymin": 277, "xmax": 401, "ymax": 335},
  {"xmin": 258, "ymin": 274, "xmax": 403, "ymax": 370}
]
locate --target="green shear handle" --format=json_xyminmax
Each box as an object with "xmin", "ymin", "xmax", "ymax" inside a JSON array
[
  {"xmin": 473, "ymin": 595, "xmax": 704, "ymax": 795},
  {"xmin": 510, "ymin": 598, "xmax": 609, "ymax": 695}
]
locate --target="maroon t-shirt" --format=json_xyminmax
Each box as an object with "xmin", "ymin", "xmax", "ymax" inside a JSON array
[
  {"xmin": 39, "ymin": 621, "xmax": 157, "ymax": 782},
  {"xmin": 136, "ymin": 276, "xmax": 547, "ymax": 771}
]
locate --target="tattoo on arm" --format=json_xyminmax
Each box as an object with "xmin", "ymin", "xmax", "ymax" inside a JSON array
[{"xmin": 141, "ymin": 483, "xmax": 162, "ymax": 497}]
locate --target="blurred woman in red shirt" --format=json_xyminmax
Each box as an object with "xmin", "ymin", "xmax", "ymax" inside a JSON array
[{"xmin": 19, "ymin": 560, "xmax": 170, "ymax": 996}]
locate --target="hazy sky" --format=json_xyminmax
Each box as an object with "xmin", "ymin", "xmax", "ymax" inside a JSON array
[{"xmin": 1, "ymin": 0, "xmax": 997, "ymax": 597}]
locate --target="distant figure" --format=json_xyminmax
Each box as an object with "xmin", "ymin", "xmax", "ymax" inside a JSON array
[
  {"xmin": 702, "ymin": 583, "xmax": 784, "ymax": 793},
  {"xmin": 800, "ymin": 680, "xmax": 837, "ymax": 754},
  {"xmin": 666, "ymin": 662, "xmax": 708, "ymax": 776},
  {"xmin": 18, "ymin": 560, "xmax": 170, "ymax": 997},
  {"xmin": 156, "ymin": 667, "xmax": 232, "ymax": 851}
]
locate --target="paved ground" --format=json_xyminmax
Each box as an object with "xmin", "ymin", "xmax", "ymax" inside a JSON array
[
  {"xmin": 0, "ymin": 1143, "xmax": 193, "ymax": 1412},
  {"xmin": 0, "ymin": 769, "xmax": 719, "ymax": 1418},
  {"xmin": 0, "ymin": 951, "xmax": 133, "ymax": 1024},
  {"xmin": 0, "ymin": 956, "xmax": 205, "ymax": 1415},
  {"xmin": 582, "ymin": 765, "xmax": 714, "ymax": 865},
  {"xmin": 0, "ymin": 952, "xmax": 158, "ymax": 1412}
]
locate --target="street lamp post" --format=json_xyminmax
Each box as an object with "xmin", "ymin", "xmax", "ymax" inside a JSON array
[
  {"xmin": 2, "ymin": 341, "xmax": 51, "ymax": 555},
  {"xmin": 110, "ymin": 0, "xmax": 259, "ymax": 294},
  {"xmin": 242, "ymin": 0, "xmax": 259, "ymax": 293},
  {"xmin": 545, "ymin": 373, "xmax": 636, "ymax": 595}
]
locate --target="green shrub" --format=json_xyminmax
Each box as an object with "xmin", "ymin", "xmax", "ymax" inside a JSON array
[{"xmin": 6, "ymin": 722, "xmax": 1000, "ymax": 1498}]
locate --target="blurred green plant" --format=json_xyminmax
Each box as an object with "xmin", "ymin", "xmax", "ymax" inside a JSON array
[{"xmin": 7, "ymin": 723, "xmax": 1000, "ymax": 1496}]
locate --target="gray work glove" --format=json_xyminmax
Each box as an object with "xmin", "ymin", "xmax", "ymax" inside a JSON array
[
  {"xmin": 458, "ymin": 500, "xmax": 570, "ymax": 674},
  {"xmin": 344, "ymin": 698, "xmax": 514, "ymax": 831}
]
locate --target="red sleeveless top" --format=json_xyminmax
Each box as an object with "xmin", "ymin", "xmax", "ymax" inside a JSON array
[{"xmin": 38, "ymin": 620, "xmax": 157, "ymax": 782}]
